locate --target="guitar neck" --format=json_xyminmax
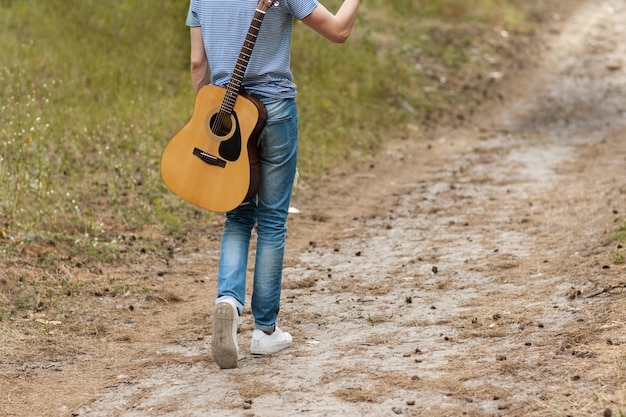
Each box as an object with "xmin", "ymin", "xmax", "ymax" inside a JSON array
[{"xmin": 221, "ymin": 3, "xmax": 271, "ymax": 114}]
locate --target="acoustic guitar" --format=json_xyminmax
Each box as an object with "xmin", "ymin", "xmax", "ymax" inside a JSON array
[{"xmin": 161, "ymin": 0, "xmax": 275, "ymax": 212}]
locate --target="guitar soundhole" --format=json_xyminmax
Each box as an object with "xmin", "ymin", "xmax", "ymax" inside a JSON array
[{"xmin": 210, "ymin": 113, "xmax": 233, "ymax": 137}]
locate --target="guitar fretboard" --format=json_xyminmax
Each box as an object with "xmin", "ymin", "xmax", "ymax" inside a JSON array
[{"xmin": 220, "ymin": 7, "xmax": 268, "ymax": 116}]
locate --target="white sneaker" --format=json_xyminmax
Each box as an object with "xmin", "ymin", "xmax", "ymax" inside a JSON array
[
  {"xmin": 212, "ymin": 299, "xmax": 239, "ymax": 369},
  {"xmin": 250, "ymin": 326, "xmax": 293, "ymax": 355}
]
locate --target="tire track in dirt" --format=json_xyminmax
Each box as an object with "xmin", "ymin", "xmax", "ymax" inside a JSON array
[{"xmin": 74, "ymin": 1, "xmax": 626, "ymax": 416}]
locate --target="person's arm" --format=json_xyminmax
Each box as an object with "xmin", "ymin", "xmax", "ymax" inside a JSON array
[
  {"xmin": 190, "ymin": 26, "xmax": 211, "ymax": 93},
  {"xmin": 301, "ymin": 0, "xmax": 360, "ymax": 43}
]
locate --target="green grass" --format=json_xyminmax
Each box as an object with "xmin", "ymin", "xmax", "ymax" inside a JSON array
[
  {"xmin": 294, "ymin": 0, "xmax": 540, "ymax": 174},
  {"xmin": 1, "ymin": 0, "xmax": 201, "ymax": 261},
  {"xmin": 615, "ymin": 222, "xmax": 626, "ymax": 244},
  {"xmin": 1, "ymin": 0, "xmax": 541, "ymax": 314},
  {"xmin": 612, "ymin": 222, "xmax": 626, "ymax": 264}
]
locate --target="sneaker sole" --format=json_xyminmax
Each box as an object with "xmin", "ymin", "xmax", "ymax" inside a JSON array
[{"xmin": 212, "ymin": 303, "xmax": 238, "ymax": 369}]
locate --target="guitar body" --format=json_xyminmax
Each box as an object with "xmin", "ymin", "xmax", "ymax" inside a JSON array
[{"xmin": 161, "ymin": 84, "xmax": 266, "ymax": 212}]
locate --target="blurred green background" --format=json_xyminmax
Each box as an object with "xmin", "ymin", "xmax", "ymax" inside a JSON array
[{"xmin": 0, "ymin": 0, "xmax": 542, "ymax": 266}]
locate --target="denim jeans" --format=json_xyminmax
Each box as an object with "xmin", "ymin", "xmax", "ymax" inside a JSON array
[{"xmin": 216, "ymin": 97, "xmax": 298, "ymax": 333}]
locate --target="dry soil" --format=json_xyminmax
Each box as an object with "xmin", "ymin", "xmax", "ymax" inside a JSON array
[{"xmin": 2, "ymin": 0, "xmax": 626, "ymax": 416}]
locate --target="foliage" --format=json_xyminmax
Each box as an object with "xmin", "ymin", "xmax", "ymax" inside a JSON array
[
  {"xmin": 1, "ymin": 0, "xmax": 201, "ymax": 259},
  {"xmin": 614, "ymin": 222, "xmax": 626, "ymax": 244},
  {"xmin": 612, "ymin": 222, "xmax": 626, "ymax": 264},
  {"xmin": 1, "ymin": 0, "xmax": 540, "ymax": 314}
]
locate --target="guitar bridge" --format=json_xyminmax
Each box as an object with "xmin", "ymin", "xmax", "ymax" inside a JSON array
[{"xmin": 193, "ymin": 147, "xmax": 226, "ymax": 168}]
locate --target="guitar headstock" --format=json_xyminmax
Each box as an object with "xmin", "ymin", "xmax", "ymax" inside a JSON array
[{"xmin": 258, "ymin": 0, "xmax": 278, "ymax": 12}]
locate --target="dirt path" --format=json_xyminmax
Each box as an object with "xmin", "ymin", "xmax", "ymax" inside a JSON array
[{"xmin": 4, "ymin": 1, "xmax": 626, "ymax": 416}]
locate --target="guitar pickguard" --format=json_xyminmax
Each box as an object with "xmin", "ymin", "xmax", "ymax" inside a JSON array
[
  {"xmin": 217, "ymin": 112, "xmax": 242, "ymax": 161},
  {"xmin": 203, "ymin": 110, "xmax": 242, "ymax": 162}
]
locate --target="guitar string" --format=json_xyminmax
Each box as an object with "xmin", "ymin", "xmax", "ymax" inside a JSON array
[{"xmin": 213, "ymin": 10, "xmax": 265, "ymax": 137}]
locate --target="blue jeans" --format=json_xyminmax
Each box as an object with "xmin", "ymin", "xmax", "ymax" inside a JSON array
[{"xmin": 216, "ymin": 97, "xmax": 298, "ymax": 333}]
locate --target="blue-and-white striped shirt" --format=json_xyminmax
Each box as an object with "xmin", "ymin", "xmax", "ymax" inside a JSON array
[{"xmin": 187, "ymin": 0, "xmax": 319, "ymax": 99}]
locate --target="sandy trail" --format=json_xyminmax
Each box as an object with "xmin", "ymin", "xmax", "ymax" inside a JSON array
[{"xmin": 48, "ymin": 1, "xmax": 626, "ymax": 416}]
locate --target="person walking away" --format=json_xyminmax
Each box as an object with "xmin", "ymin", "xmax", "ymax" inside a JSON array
[{"xmin": 186, "ymin": 0, "xmax": 360, "ymax": 369}]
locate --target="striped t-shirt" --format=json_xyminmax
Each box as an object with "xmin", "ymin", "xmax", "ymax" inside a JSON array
[{"xmin": 186, "ymin": 0, "xmax": 319, "ymax": 99}]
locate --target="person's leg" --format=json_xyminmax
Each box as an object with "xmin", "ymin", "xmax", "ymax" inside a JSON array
[
  {"xmin": 250, "ymin": 98, "xmax": 298, "ymax": 335},
  {"xmin": 216, "ymin": 202, "xmax": 257, "ymax": 311},
  {"xmin": 212, "ymin": 173, "xmax": 257, "ymax": 369}
]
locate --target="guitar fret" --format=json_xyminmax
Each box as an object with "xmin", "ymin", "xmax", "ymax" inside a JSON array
[{"xmin": 220, "ymin": 1, "xmax": 274, "ymax": 114}]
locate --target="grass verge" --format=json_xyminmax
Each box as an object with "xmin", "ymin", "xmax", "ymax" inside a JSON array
[{"xmin": 1, "ymin": 0, "xmax": 545, "ymax": 318}]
